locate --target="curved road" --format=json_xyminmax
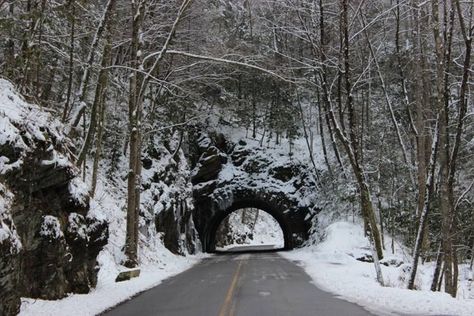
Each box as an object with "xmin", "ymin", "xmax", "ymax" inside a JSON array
[{"xmin": 102, "ymin": 246, "xmax": 373, "ymax": 316}]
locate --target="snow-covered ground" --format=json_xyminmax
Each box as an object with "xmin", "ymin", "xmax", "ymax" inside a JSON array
[
  {"xmin": 215, "ymin": 208, "xmax": 284, "ymax": 250},
  {"xmin": 19, "ymin": 254, "xmax": 200, "ymax": 316},
  {"xmin": 282, "ymin": 219, "xmax": 474, "ymax": 316},
  {"xmin": 248, "ymin": 210, "xmax": 284, "ymax": 247}
]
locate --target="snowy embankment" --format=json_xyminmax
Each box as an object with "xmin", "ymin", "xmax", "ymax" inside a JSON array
[
  {"xmin": 282, "ymin": 220, "xmax": 474, "ymax": 316},
  {"xmin": 20, "ymin": 156, "xmax": 202, "ymax": 315},
  {"xmin": 19, "ymin": 258, "xmax": 198, "ymax": 316},
  {"xmin": 248, "ymin": 210, "xmax": 284, "ymax": 247}
]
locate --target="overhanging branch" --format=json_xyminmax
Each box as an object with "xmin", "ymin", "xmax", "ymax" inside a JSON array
[{"xmin": 165, "ymin": 50, "xmax": 296, "ymax": 84}]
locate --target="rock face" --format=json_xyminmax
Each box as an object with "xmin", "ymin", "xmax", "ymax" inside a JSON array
[
  {"xmin": 0, "ymin": 184, "xmax": 21, "ymax": 316},
  {"xmin": 0, "ymin": 80, "xmax": 108, "ymax": 315},
  {"xmin": 140, "ymin": 138, "xmax": 199, "ymax": 255},
  {"xmin": 189, "ymin": 130, "xmax": 320, "ymax": 252}
]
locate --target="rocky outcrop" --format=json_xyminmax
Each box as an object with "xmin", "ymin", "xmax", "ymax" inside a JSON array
[
  {"xmin": 140, "ymin": 138, "xmax": 199, "ymax": 255},
  {"xmin": 0, "ymin": 80, "xmax": 108, "ymax": 315},
  {"xmin": 0, "ymin": 184, "xmax": 21, "ymax": 316},
  {"xmin": 0, "ymin": 247, "xmax": 20, "ymax": 316},
  {"xmin": 155, "ymin": 200, "xmax": 198, "ymax": 254},
  {"xmin": 191, "ymin": 146, "xmax": 228, "ymax": 184},
  {"xmin": 189, "ymin": 131, "xmax": 319, "ymax": 252}
]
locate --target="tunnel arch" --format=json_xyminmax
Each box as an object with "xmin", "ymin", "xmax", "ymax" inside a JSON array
[
  {"xmin": 204, "ymin": 199, "xmax": 292, "ymax": 252},
  {"xmin": 194, "ymin": 188, "xmax": 312, "ymax": 253},
  {"xmin": 190, "ymin": 132, "xmax": 319, "ymax": 253}
]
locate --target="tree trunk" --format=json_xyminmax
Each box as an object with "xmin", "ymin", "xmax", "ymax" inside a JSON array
[
  {"xmin": 408, "ymin": 118, "xmax": 439, "ymax": 289},
  {"xmin": 76, "ymin": 36, "xmax": 113, "ymax": 167},
  {"xmin": 124, "ymin": 0, "xmax": 145, "ymax": 268},
  {"xmin": 63, "ymin": 0, "xmax": 76, "ymax": 121},
  {"xmin": 90, "ymin": 87, "xmax": 106, "ymax": 198},
  {"xmin": 431, "ymin": 242, "xmax": 443, "ymax": 291}
]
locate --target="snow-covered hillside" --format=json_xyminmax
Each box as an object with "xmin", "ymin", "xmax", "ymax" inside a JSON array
[
  {"xmin": 282, "ymin": 216, "xmax": 474, "ymax": 316},
  {"xmin": 215, "ymin": 208, "xmax": 284, "ymax": 249}
]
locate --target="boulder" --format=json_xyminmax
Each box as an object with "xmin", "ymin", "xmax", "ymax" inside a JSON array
[
  {"xmin": 115, "ymin": 269, "xmax": 141, "ymax": 282},
  {"xmin": 380, "ymin": 257, "xmax": 404, "ymax": 267},
  {"xmin": 155, "ymin": 199, "xmax": 197, "ymax": 255},
  {"xmin": 141, "ymin": 139, "xmax": 199, "ymax": 256},
  {"xmin": 271, "ymin": 165, "xmax": 298, "ymax": 182},
  {"xmin": 191, "ymin": 146, "xmax": 227, "ymax": 184}
]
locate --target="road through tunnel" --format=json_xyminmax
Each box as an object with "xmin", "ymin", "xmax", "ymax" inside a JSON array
[{"xmin": 207, "ymin": 203, "xmax": 288, "ymax": 252}]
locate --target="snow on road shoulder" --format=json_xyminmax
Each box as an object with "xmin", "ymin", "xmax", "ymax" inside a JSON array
[
  {"xmin": 281, "ymin": 221, "xmax": 474, "ymax": 316},
  {"xmin": 19, "ymin": 254, "xmax": 201, "ymax": 316}
]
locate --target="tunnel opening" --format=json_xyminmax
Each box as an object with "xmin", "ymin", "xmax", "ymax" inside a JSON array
[
  {"xmin": 203, "ymin": 199, "xmax": 293, "ymax": 253},
  {"xmin": 214, "ymin": 208, "xmax": 285, "ymax": 252}
]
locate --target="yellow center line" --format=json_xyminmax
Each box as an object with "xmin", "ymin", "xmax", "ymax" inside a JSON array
[
  {"xmin": 218, "ymin": 259, "xmax": 245, "ymax": 316},
  {"xmin": 229, "ymin": 300, "xmax": 236, "ymax": 316}
]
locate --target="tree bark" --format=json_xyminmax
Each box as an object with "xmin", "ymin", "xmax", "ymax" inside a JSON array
[
  {"xmin": 63, "ymin": 0, "xmax": 76, "ymax": 121},
  {"xmin": 408, "ymin": 118, "xmax": 439, "ymax": 289},
  {"xmin": 76, "ymin": 34, "xmax": 113, "ymax": 167},
  {"xmin": 124, "ymin": 0, "xmax": 145, "ymax": 268}
]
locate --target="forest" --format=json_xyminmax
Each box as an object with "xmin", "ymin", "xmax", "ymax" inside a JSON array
[{"xmin": 1, "ymin": 0, "xmax": 473, "ymax": 314}]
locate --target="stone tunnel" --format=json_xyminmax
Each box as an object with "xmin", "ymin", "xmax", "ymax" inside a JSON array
[{"xmin": 189, "ymin": 130, "xmax": 319, "ymax": 252}]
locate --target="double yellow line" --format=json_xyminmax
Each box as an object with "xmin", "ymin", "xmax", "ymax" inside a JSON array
[{"xmin": 218, "ymin": 259, "xmax": 246, "ymax": 316}]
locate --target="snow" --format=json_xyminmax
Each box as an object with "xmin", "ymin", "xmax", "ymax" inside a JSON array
[
  {"xmin": 140, "ymin": 138, "xmax": 195, "ymax": 222},
  {"xmin": 251, "ymin": 211, "xmax": 284, "ymax": 247},
  {"xmin": 216, "ymin": 208, "xmax": 284, "ymax": 250},
  {"xmin": 39, "ymin": 215, "xmax": 64, "ymax": 240},
  {"xmin": 0, "ymin": 79, "xmax": 59, "ymax": 137},
  {"xmin": 0, "ymin": 116, "xmax": 23, "ymax": 149},
  {"xmin": 0, "ymin": 185, "xmax": 21, "ymax": 252},
  {"xmin": 68, "ymin": 177, "xmax": 90, "ymax": 207},
  {"xmin": 281, "ymin": 219, "xmax": 474, "ymax": 316},
  {"xmin": 67, "ymin": 213, "xmax": 88, "ymax": 241},
  {"xmin": 40, "ymin": 151, "xmax": 70, "ymax": 168},
  {"xmin": 215, "ymin": 119, "xmax": 326, "ymax": 172},
  {"xmin": 20, "ymin": 253, "xmax": 201, "ymax": 316},
  {"xmin": 201, "ymin": 131, "xmax": 321, "ymax": 213},
  {"xmin": 0, "ymin": 79, "xmax": 73, "ymax": 175}
]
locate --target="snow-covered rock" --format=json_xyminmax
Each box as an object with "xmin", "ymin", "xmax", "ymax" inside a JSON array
[
  {"xmin": 0, "ymin": 79, "xmax": 108, "ymax": 314},
  {"xmin": 190, "ymin": 130, "xmax": 320, "ymax": 251},
  {"xmin": 141, "ymin": 137, "xmax": 199, "ymax": 255}
]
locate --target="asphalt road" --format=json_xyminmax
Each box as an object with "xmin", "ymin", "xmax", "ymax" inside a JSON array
[{"xmin": 102, "ymin": 246, "xmax": 373, "ymax": 316}]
